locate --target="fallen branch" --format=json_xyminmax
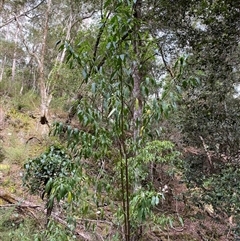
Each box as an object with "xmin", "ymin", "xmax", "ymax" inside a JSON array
[
  {"xmin": 0, "ymin": 204, "xmax": 40, "ymax": 208},
  {"xmin": 0, "ymin": 189, "xmax": 37, "ymax": 206},
  {"xmin": 0, "ymin": 188, "xmax": 95, "ymax": 240}
]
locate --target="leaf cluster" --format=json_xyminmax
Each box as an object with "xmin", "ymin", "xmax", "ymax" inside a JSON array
[{"xmin": 23, "ymin": 145, "xmax": 73, "ymax": 198}]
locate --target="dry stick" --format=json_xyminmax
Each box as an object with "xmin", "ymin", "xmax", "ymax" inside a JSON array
[
  {"xmin": 0, "ymin": 204, "xmax": 40, "ymax": 208},
  {"xmin": 199, "ymin": 135, "xmax": 213, "ymax": 170}
]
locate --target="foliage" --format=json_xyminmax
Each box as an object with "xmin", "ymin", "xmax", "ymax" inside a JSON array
[
  {"xmin": 136, "ymin": 140, "xmax": 180, "ymax": 165},
  {"xmin": 173, "ymin": 3, "xmax": 240, "ymax": 237},
  {"xmin": 202, "ymin": 164, "xmax": 240, "ymax": 213},
  {"xmin": 129, "ymin": 190, "xmax": 163, "ymax": 225},
  {"xmin": 23, "ymin": 145, "xmax": 73, "ymax": 198},
  {"xmin": 191, "ymin": 163, "xmax": 240, "ymax": 236},
  {"xmin": 0, "ymin": 207, "xmax": 16, "ymax": 240},
  {"xmin": 8, "ymin": 218, "xmax": 40, "ymax": 241},
  {"xmin": 34, "ymin": 219, "xmax": 77, "ymax": 241}
]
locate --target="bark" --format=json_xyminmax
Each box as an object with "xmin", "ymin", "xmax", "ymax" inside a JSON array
[
  {"xmin": 39, "ymin": 0, "xmax": 52, "ymax": 124},
  {"xmin": 57, "ymin": 10, "xmax": 73, "ymax": 63}
]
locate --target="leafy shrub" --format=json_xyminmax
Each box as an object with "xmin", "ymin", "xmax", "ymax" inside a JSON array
[{"xmin": 23, "ymin": 145, "xmax": 73, "ymax": 199}]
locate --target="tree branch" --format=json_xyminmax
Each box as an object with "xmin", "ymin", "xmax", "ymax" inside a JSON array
[
  {"xmin": 0, "ymin": 0, "xmax": 45, "ymax": 29},
  {"xmin": 15, "ymin": 16, "xmax": 41, "ymax": 66},
  {"xmin": 159, "ymin": 45, "xmax": 175, "ymax": 78}
]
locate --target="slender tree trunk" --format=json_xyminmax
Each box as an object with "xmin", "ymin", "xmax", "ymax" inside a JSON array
[
  {"xmin": 59, "ymin": 13, "xmax": 73, "ymax": 63},
  {"xmin": 132, "ymin": 0, "xmax": 143, "ymax": 193},
  {"xmin": 0, "ymin": 55, "xmax": 6, "ymax": 82},
  {"xmin": 39, "ymin": 0, "xmax": 52, "ymax": 129},
  {"xmin": 130, "ymin": 2, "xmax": 144, "ymax": 240},
  {"xmin": 11, "ymin": 26, "xmax": 19, "ymax": 82}
]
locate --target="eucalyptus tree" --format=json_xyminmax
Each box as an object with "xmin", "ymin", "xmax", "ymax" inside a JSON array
[{"xmin": 49, "ymin": 0, "xmax": 182, "ymax": 240}]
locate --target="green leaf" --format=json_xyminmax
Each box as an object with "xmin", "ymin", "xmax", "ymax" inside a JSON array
[
  {"xmin": 45, "ymin": 178, "xmax": 53, "ymax": 194},
  {"xmin": 92, "ymin": 82, "xmax": 96, "ymax": 93},
  {"xmin": 108, "ymin": 108, "xmax": 117, "ymax": 118},
  {"xmin": 67, "ymin": 191, "xmax": 72, "ymax": 203},
  {"xmin": 104, "ymin": 0, "xmax": 111, "ymax": 8},
  {"xmin": 82, "ymin": 69, "xmax": 87, "ymax": 80},
  {"xmin": 178, "ymin": 216, "xmax": 184, "ymax": 227},
  {"xmin": 151, "ymin": 196, "xmax": 156, "ymax": 206},
  {"xmin": 119, "ymin": 54, "xmax": 125, "ymax": 61},
  {"xmin": 55, "ymin": 39, "xmax": 61, "ymax": 47}
]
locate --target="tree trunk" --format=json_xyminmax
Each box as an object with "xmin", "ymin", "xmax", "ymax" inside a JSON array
[
  {"xmin": 132, "ymin": 0, "xmax": 143, "ymax": 193},
  {"xmin": 11, "ymin": 26, "xmax": 19, "ymax": 82},
  {"xmin": 58, "ymin": 12, "xmax": 73, "ymax": 63},
  {"xmin": 38, "ymin": 0, "xmax": 52, "ymax": 131},
  {"xmin": 0, "ymin": 55, "xmax": 6, "ymax": 82}
]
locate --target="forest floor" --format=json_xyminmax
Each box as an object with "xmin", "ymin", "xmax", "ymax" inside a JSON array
[{"xmin": 0, "ymin": 104, "xmax": 237, "ymax": 241}]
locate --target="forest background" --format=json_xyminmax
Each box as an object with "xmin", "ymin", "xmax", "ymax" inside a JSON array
[{"xmin": 0, "ymin": 0, "xmax": 240, "ymax": 240}]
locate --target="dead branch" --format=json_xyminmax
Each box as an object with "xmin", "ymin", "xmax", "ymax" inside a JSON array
[{"xmin": 0, "ymin": 204, "xmax": 40, "ymax": 208}]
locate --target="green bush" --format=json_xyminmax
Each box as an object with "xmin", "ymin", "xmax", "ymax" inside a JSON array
[{"xmin": 23, "ymin": 145, "xmax": 73, "ymax": 199}]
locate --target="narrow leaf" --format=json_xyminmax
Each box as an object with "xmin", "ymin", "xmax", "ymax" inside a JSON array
[{"xmin": 108, "ymin": 108, "xmax": 116, "ymax": 118}]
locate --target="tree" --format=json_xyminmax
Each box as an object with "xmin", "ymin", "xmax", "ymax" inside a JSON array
[{"xmin": 51, "ymin": 1, "xmax": 182, "ymax": 240}]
